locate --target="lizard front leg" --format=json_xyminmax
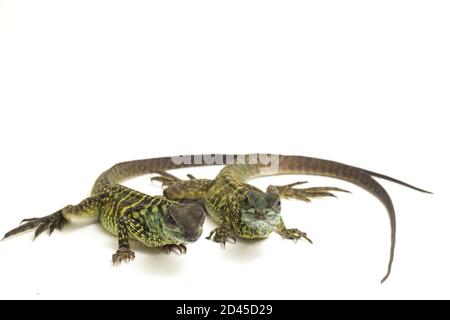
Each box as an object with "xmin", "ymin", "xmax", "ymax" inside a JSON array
[
  {"xmin": 111, "ymin": 213, "xmax": 191, "ymax": 264},
  {"xmin": 276, "ymin": 219, "xmax": 313, "ymax": 244},
  {"xmin": 163, "ymin": 243, "xmax": 187, "ymax": 255},
  {"xmin": 267, "ymin": 182, "xmax": 349, "ymax": 243},
  {"xmin": 206, "ymin": 224, "xmax": 236, "ymax": 247},
  {"xmin": 267, "ymin": 182, "xmax": 350, "ymax": 202},
  {"xmin": 112, "ymin": 216, "xmax": 136, "ymax": 265}
]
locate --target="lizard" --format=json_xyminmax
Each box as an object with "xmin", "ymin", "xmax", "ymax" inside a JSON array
[
  {"xmin": 148, "ymin": 154, "xmax": 431, "ymax": 283},
  {"xmin": 2, "ymin": 159, "xmax": 207, "ymax": 264},
  {"xmin": 3, "ymin": 154, "xmax": 430, "ymax": 281}
]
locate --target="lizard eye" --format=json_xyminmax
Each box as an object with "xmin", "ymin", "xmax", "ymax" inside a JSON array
[
  {"xmin": 166, "ymin": 215, "xmax": 177, "ymax": 227},
  {"xmin": 271, "ymin": 199, "xmax": 281, "ymax": 212}
]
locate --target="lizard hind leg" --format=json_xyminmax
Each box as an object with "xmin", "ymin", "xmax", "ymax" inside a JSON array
[
  {"xmin": 267, "ymin": 182, "xmax": 350, "ymax": 202},
  {"xmin": 3, "ymin": 209, "xmax": 68, "ymax": 240},
  {"xmin": 2, "ymin": 196, "xmax": 100, "ymax": 240},
  {"xmin": 152, "ymin": 171, "xmax": 212, "ymax": 202},
  {"xmin": 151, "ymin": 170, "xmax": 181, "ymax": 188}
]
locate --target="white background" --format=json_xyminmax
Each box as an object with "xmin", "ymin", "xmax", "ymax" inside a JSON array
[{"xmin": 0, "ymin": 1, "xmax": 448, "ymax": 299}]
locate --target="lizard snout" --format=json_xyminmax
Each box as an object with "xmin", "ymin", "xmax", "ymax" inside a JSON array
[{"xmin": 256, "ymin": 211, "xmax": 266, "ymax": 220}]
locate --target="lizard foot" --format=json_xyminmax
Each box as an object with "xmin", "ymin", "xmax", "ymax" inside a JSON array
[
  {"xmin": 164, "ymin": 244, "xmax": 187, "ymax": 255},
  {"xmin": 267, "ymin": 182, "xmax": 350, "ymax": 202},
  {"xmin": 112, "ymin": 247, "xmax": 135, "ymax": 265},
  {"xmin": 206, "ymin": 227, "xmax": 236, "ymax": 248},
  {"xmin": 2, "ymin": 210, "xmax": 68, "ymax": 240},
  {"xmin": 279, "ymin": 227, "xmax": 313, "ymax": 244},
  {"xmin": 151, "ymin": 171, "xmax": 198, "ymax": 187},
  {"xmin": 151, "ymin": 170, "xmax": 180, "ymax": 187}
]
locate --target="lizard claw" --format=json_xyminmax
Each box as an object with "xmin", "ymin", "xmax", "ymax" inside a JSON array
[
  {"xmin": 151, "ymin": 171, "xmax": 180, "ymax": 187},
  {"xmin": 164, "ymin": 244, "xmax": 187, "ymax": 255},
  {"xmin": 21, "ymin": 217, "xmax": 40, "ymax": 224},
  {"xmin": 3, "ymin": 210, "xmax": 68, "ymax": 240},
  {"xmin": 206, "ymin": 227, "xmax": 236, "ymax": 248},
  {"xmin": 112, "ymin": 247, "xmax": 135, "ymax": 266},
  {"xmin": 279, "ymin": 227, "xmax": 313, "ymax": 244},
  {"xmin": 151, "ymin": 171, "xmax": 198, "ymax": 187},
  {"xmin": 267, "ymin": 182, "xmax": 350, "ymax": 202}
]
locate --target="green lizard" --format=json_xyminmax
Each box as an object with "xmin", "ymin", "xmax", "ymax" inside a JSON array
[
  {"xmin": 3, "ymin": 154, "xmax": 430, "ymax": 282},
  {"xmin": 148, "ymin": 154, "xmax": 431, "ymax": 282},
  {"xmin": 3, "ymin": 160, "xmax": 206, "ymax": 263}
]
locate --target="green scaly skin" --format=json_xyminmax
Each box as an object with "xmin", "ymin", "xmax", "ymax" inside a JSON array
[
  {"xmin": 3, "ymin": 160, "xmax": 206, "ymax": 264},
  {"xmin": 150, "ymin": 154, "xmax": 431, "ymax": 282}
]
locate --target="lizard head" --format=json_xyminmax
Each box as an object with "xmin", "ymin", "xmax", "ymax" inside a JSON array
[
  {"xmin": 162, "ymin": 202, "xmax": 206, "ymax": 242},
  {"xmin": 238, "ymin": 190, "xmax": 281, "ymax": 237}
]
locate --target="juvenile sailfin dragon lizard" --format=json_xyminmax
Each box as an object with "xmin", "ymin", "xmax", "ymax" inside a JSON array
[
  {"xmin": 149, "ymin": 154, "xmax": 431, "ymax": 282},
  {"xmin": 3, "ymin": 158, "xmax": 207, "ymax": 263}
]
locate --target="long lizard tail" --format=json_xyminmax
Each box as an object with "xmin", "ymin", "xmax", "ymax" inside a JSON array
[
  {"xmin": 273, "ymin": 155, "xmax": 430, "ymax": 282},
  {"xmin": 92, "ymin": 156, "xmax": 207, "ymax": 195},
  {"xmin": 271, "ymin": 155, "xmax": 403, "ymax": 283},
  {"xmin": 93, "ymin": 154, "xmax": 271, "ymax": 194},
  {"xmin": 361, "ymin": 169, "xmax": 432, "ymax": 194}
]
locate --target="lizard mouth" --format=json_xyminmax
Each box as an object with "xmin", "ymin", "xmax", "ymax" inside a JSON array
[
  {"xmin": 241, "ymin": 208, "xmax": 281, "ymax": 228},
  {"xmin": 184, "ymin": 235, "xmax": 200, "ymax": 242},
  {"xmin": 244, "ymin": 218, "xmax": 279, "ymax": 231},
  {"xmin": 165, "ymin": 228, "xmax": 203, "ymax": 243},
  {"xmin": 183, "ymin": 229, "xmax": 203, "ymax": 242}
]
